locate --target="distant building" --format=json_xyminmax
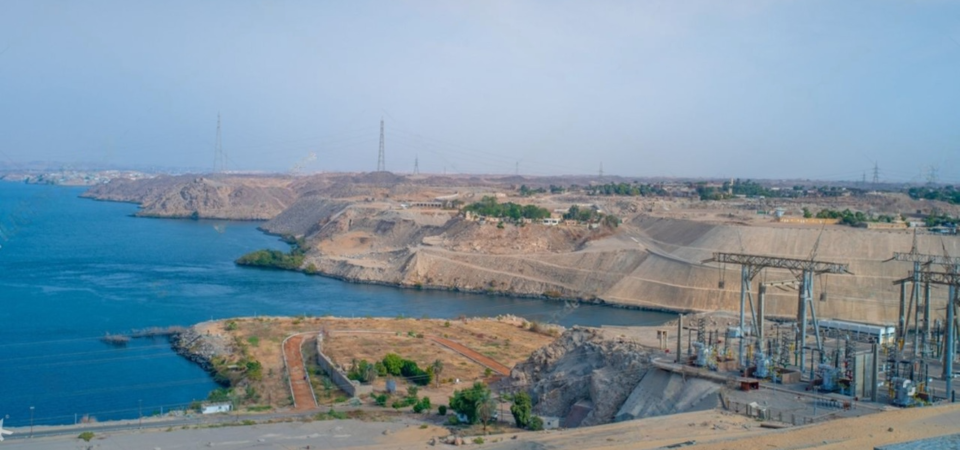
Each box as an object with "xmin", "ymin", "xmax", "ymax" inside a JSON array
[
  {"xmin": 777, "ymin": 217, "xmax": 840, "ymax": 225},
  {"xmin": 864, "ymin": 222, "xmax": 907, "ymax": 230},
  {"xmin": 542, "ymin": 218, "xmax": 560, "ymax": 226},
  {"xmin": 410, "ymin": 201, "xmax": 443, "ymax": 208}
]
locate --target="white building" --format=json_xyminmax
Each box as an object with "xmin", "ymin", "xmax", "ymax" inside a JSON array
[{"xmin": 201, "ymin": 402, "xmax": 232, "ymax": 414}]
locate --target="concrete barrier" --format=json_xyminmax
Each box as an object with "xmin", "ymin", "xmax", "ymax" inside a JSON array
[{"xmin": 315, "ymin": 333, "xmax": 373, "ymax": 398}]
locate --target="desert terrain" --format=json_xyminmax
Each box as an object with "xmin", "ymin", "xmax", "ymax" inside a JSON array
[
  {"xmin": 172, "ymin": 315, "xmax": 559, "ymax": 413},
  {"xmin": 84, "ymin": 172, "xmax": 960, "ymax": 325}
]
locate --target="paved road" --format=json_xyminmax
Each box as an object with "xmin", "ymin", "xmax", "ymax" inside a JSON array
[{"xmin": 2, "ymin": 409, "xmax": 315, "ymax": 441}]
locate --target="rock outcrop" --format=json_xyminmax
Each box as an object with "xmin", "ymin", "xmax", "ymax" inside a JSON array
[
  {"xmin": 83, "ymin": 175, "xmax": 295, "ymax": 220},
  {"xmin": 511, "ymin": 327, "xmax": 652, "ymax": 427},
  {"xmin": 170, "ymin": 324, "xmax": 234, "ymax": 382}
]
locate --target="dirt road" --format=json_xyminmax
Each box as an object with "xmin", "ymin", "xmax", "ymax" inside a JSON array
[
  {"xmin": 282, "ymin": 334, "xmax": 317, "ymax": 410},
  {"xmin": 325, "ymin": 329, "xmax": 514, "ymax": 376},
  {"xmin": 427, "ymin": 334, "xmax": 512, "ymax": 375}
]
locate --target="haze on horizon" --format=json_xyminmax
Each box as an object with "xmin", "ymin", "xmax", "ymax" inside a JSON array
[{"xmin": 1, "ymin": 1, "xmax": 959, "ymax": 182}]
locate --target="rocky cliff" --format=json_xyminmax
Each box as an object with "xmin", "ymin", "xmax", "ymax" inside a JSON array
[
  {"xmin": 510, "ymin": 327, "xmax": 653, "ymax": 427},
  {"xmin": 83, "ymin": 174, "xmax": 296, "ymax": 220}
]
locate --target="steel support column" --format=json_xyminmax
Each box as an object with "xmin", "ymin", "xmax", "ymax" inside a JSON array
[
  {"xmin": 947, "ymin": 285, "xmax": 955, "ymax": 401},
  {"xmin": 740, "ymin": 265, "xmax": 748, "ymax": 368},
  {"xmin": 914, "ymin": 262, "xmax": 922, "ymax": 355},
  {"xmin": 898, "ymin": 283, "xmax": 906, "ymax": 348},
  {"xmin": 924, "ymin": 281, "xmax": 932, "ymax": 358}
]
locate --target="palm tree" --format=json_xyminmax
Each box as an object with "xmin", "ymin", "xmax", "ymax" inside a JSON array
[
  {"xmin": 432, "ymin": 359, "xmax": 444, "ymax": 388},
  {"xmin": 476, "ymin": 390, "xmax": 497, "ymax": 431}
]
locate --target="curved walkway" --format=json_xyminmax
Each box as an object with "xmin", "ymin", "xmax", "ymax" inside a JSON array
[{"xmin": 282, "ymin": 333, "xmax": 318, "ymax": 411}]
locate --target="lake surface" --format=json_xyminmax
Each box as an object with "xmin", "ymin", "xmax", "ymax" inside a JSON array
[{"xmin": 0, "ymin": 182, "xmax": 672, "ymax": 426}]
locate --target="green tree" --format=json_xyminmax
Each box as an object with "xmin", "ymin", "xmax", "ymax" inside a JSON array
[
  {"xmin": 602, "ymin": 214, "xmax": 621, "ymax": 228},
  {"xmin": 382, "ymin": 353, "xmax": 404, "ymax": 376},
  {"xmin": 510, "ymin": 392, "xmax": 532, "ymax": 428},
  {"xmin": 449, "ymin": 382, "xmax": 491, "ymax": 425},
  {"xmin": 476, "ymin": 389, "xmax": 497, "ymax": 431}
]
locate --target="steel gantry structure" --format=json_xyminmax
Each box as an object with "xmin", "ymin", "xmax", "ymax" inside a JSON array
[
  {"xmin": 703, "ymin": 252, "xmax": 852, "ymax": 371},
  {"xmin": 903, "ymin": 270, "xmax": 960, "ymax": 401},
  {"xmin": 888, "ymin": 249, "xmax": 960, "ymax": 359}
]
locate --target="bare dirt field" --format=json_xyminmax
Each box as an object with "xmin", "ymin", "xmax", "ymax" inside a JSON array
[{"xmin": 200, "ymin": 315, "xmax": 558, "ymax": 411}]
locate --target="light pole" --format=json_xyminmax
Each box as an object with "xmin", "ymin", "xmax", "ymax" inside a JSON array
[{"xmin": 29, "ymin": 406, "xmax": 34, "ymax": 438}]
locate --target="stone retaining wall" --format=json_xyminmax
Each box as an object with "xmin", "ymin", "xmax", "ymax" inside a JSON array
[{"xmin": 315, "ymin": 333, "xmax": 373, "ymax": 398}]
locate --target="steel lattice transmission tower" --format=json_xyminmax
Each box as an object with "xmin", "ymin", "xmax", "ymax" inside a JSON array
[
  {"xmin": 377, "ymin": 118, "xmax": 386, "ymax": 172},
  {"xmin": 872, "ymin": 162, "xmax": 880, "ymax": 184},
  {"xmin": 213, "ymin": 113, "xmax": 226, "ymax": 173},
  {"xmin": 414, "ymin": 155, "xmax": 420, "ymax": 175},
  {"xmin": 704, "ymin": 252, "xmax": 852, "ymax": 371}
]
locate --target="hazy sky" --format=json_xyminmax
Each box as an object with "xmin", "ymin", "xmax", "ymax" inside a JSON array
[{"xmin": 2, "ymin": 1, "xmax": 960, "ymax": 181}]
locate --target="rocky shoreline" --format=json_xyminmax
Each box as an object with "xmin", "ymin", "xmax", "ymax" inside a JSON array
[
  {"xmin": 270, "ymin": 261, "xmax": 688, "ymax": 316},
  {"xmin": 169, "ymin": 323, "xmax": 233, "ymax": 386}
]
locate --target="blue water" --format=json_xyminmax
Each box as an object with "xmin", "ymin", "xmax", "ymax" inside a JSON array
[{"xmin": 0, "ymin": 182, "xmax": 672, "ymax": 426}]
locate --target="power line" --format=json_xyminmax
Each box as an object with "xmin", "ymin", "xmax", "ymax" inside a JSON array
[
  {"xmin": 213, "ymin": 113, "xmax": 226, "ymax": 173},
  {"xmin": 377, "ymin": 118, "xmax": 385, "ymax": 172}
]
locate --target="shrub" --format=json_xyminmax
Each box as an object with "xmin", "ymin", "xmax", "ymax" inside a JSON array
[
  {"xmin": 374, "ymin": 394, "xmax": 389, "ymax": 407},
  {"xmin": 347, "ymin": 359, "xmax": 377, "ymax": 383},
  {"xmin": 528, "ymin": 416, "xmax": 544, "ymax": 431},
  {"xmin": 413, "ymin": 396, "xmax": 432, "ymax": 413},
  {"xmin": 401, "ymin": 359, "xmax": 431, "ymax": 386},
  {"xmin": 78, "ymin": 431, "xmax": 95, "ymax": 442},
  {"xmin": 447, "ymin": 415, "xmax": 460, "ymax": 425},
  {"xmin": 438, "ymin": 405, "xmax": 447, "ymax": 415},
  {"xmin": 245, "ymin": 359, "xmax": 263, "ymax": 381},
  {"xmin": 235, "ymin": 249, "xmax": 304, "ymax": 270},
  {"xmin": 207, "ymin": 387, "xmax": 231, "ymax": 402},
  {"xmin": 381, "ymin": 353, "xmax": 432, "ymax": 385},
  {"xmin": 391, "ymin": 397, "xmax": 417, "ymax": 409},
  {"xmin": 473, "ymin": 437, "xmax": 485, "ymax": 445}
]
